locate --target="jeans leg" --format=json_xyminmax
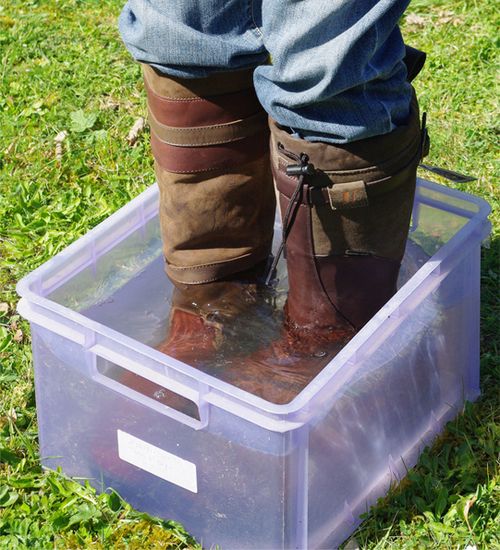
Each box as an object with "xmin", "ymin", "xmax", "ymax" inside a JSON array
[
  {"xmin": 119, "ymin": 0, "xmax": 268, "ymax": 77},
  {"xmin": 255, "ymin": 0, "xmax": 413, "ymax": 143}
]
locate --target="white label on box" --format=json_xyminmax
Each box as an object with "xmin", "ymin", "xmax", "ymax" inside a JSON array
[{"xmin": 117, "ymin": 430, "xmax": 198, "ymax": 493}]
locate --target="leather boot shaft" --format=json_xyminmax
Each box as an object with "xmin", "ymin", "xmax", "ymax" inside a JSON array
[
  {"xmin": 270, "ymin": 92, "xmax": 426, "ymax": 332},
  {"xmin": 144, "ymin": 65, "xmax": 276, "ymax": 284}
]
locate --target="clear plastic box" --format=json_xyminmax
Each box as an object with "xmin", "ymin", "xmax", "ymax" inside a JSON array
[{"xmin": 17, "ymin": 179, "xmax": 491, "ymax": 549}]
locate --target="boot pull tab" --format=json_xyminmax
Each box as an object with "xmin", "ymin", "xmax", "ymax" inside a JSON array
[
  {"xmin": 419, "ymin": 163, "xmax": 476, "ymax": 183},
  {"xmin": 403, "ymin": 45, "xmax": 426, "ymax": 82},
  {"xmin": 420, "ymin": 112, "xmax": 430, "ymax": 160},
  {"xmin": 265, "ymin": 149, "xmax": 314, "ymax": 285},
  {"xmin": 417, "ymin": 113, "xmax": 476, "ymax": 183}
]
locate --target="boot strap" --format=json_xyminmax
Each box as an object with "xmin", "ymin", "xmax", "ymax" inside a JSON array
[
  {"xmin": 146, "ymin": 66, "xmax": 270, "ymax": 173},
  {"xmin": 149, "ymin": 109, "xmax": 268, "ymax": 147},
  {"xmin": 317, "ymin": 169, "xmax": 411, "ymax": 210},
  {"xmin": 309, "ymin": 165, "xmax": 415, "ymax": 210},
  {"xmin": 277, "ymin": 108, "xmax": 429, "ymax": 211},
  {"xmin": 277, "ymin": 147, "xmax": 420, "ymax": 210}
]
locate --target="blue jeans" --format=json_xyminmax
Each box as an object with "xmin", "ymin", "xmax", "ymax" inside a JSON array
[{"xmin": 119, "ymin": 0, "xmax": 412, "ymax": 144}]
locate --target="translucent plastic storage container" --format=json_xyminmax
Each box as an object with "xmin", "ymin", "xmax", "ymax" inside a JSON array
[{"xmin": 17, "ymin": 179, "xmax": 490, "ymax": 550}]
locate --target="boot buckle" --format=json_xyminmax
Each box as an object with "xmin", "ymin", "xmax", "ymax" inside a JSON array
[{"xmin": 327, "ymin": 180, "xmax": 369, "ymax": 210}]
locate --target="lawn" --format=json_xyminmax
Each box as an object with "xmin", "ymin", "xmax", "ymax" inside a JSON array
[{"xmin": 0, "ymin": 0, "xmax": 498, "ymax": 548}]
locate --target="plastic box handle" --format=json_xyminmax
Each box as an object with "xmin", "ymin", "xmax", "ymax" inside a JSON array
[{"xmin": 88, "ymin": 343, "xmax": 209, "ymax": 431}]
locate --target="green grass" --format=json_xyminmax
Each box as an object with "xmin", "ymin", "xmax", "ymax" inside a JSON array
[{"xmin": 0, "ymin": 0, "xmax": 498, "ymax": 548}]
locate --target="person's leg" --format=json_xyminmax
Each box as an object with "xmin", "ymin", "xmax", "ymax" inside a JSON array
[
  {"xmin": 253, "ymin": 0, "xmax": 428, "ymax": 335},
  {"xmin": 119, "ymin": 0, "xmax": 275, "ymax": 284},
  {"xmin": 109, "ymin": 1, "xmax": 282, "ymax": 411}
]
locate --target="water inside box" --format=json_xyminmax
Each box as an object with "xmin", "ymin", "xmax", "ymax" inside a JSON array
[{"xmin": 83, "ymin": 238, "xmax": 430, "ymax": 407}]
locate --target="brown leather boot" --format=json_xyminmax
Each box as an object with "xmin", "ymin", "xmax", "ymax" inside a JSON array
[
  {"xmin": 111, "ymin": 289, "xmax": 245, "ymax": 416},
  {"xmin": 144, "ymin": 64, "xmax": 276, "ymax": 284},
  {"xmin": 267, "ymin": 90, "xmax": 428, "ymax": 336},
  {"xmin": 156, "ymin": 264, "xmax": 268, "ymax": 369},
  {"xmin": 265, "ymin": 46, "xmax": 429, "ymax": 336},
  {"xmin": 111, "ymin": 262, "xmax": 269, "ymax": 411}
]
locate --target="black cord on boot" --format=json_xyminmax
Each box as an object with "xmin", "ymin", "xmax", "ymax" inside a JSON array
[{"xmin": 265, "ymin": 145, "xmax": 315, "ymax": 286}]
